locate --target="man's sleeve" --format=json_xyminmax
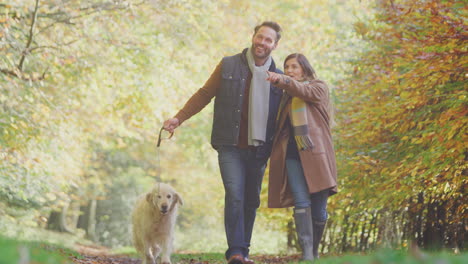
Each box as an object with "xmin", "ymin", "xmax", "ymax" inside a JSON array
[{"xmin": 174, "ymin": 61, "xmax": 222, "ymax": 123}]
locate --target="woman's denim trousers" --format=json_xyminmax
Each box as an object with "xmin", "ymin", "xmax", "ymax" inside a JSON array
[
  {"xmin": 216, "ymin": 145, "xmax": 267, "ymax": 259},
  {"xmin": 286, "ymin": 158, "xmax": 329, "ymax": 222}
]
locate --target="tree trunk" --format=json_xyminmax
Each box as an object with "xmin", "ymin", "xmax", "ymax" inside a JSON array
[
  {"xmin": 359, "ymin": 214, "xmax": 368, "ymax": 251},
  {"xmin": 371, "ymin": 212, "xmax": 379, "ymax": 249},
  {"xmin": 341, "ymin": 211, "xmax": 349, "ymax": 252},
  {"xmin": 416, "ymin": 192, "xmax": 424, "ymax": 246},
  {"xmin": 77, "ymin": 199, "xmax": 97, "ymax": 241},
  {"xmin": 46, "ymin": 201, "xmax": 73, "ymax": 233},
  {"xmin": 423, "ymin": 197, "xmax": 444, "ymax": 249}
]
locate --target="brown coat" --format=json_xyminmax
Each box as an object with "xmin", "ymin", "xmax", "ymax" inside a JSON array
[{"xmin": 268, "ymin": 77, "xmax": 338, "ymax": 208}]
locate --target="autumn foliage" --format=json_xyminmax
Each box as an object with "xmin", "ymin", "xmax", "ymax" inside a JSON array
[{"xmin": 331, "ymin": 0, "xmax": 466, "ymax": 251}]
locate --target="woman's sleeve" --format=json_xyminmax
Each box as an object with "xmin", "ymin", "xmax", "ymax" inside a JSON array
[{"xmin": 275, "ymin": 76, "xmax": 329, "ymax": 103}]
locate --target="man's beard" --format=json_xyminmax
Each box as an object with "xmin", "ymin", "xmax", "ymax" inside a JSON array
[{"xmin": 251, "ymin": 43, "xmax": 272, "ymax": 60}]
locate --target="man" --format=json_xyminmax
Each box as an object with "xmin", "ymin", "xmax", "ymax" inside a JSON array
[{"xmin": 163, "ymin": 21, "xmax": 283, "ymax": 264}]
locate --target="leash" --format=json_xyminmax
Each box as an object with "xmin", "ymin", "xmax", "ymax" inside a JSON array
[
  {"xmin": 157, "ymin": 126, "xmax": 174, "ymax": 147},
  {"xmin": 156, "ymin": 126, "xmax": 174, "ymax": 178}
]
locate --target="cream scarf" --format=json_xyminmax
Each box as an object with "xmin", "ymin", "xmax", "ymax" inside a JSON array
[{"xmin": 246, "ymin": 47, "xmax": 272, "ymax": 146}]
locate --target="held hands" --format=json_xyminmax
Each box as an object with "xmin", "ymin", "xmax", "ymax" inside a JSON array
[{"xmin": 163, "ymin": 118, "xmax": 180, "ymax": 133}]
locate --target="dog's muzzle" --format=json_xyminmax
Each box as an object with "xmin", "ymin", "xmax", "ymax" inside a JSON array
[{"xmin": 160, "ymin": 205, "xmax": 168, "ymax": 214}]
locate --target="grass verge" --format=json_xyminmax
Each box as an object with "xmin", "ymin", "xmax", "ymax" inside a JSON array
[{"xmin": 0, "ymin": 236, "xmax": 82, "ymax": 264}]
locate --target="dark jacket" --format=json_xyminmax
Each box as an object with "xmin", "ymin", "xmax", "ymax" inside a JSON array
[
  {"xmin": 174, "ymin": 48, "xmax": 283, "ymax": 159},
  {"xmin": 211, "ymin": 48, "xmax": 283, "ymax": 159}
]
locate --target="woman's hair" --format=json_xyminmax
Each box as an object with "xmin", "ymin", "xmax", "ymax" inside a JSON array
[{"xmin": 284, "ymin": 53, "xmax": 317, "ymax": 80}]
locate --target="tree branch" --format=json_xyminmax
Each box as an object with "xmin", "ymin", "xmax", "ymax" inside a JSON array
[
  {"xmin": 1, "ymin": 67, "xmax": 47, "ymax": 81},
  {"xmin": 18, "ymin": 0, "xmax": 40, "ymax": 71},
  {"xmin": 28, "ymin": 39, "xmax": 79, "ymax": 53},
  {"xmin": 37, "ymin": 1, "xmax": 146, "ymax": 36},
  {"xmin": 1, "ymin": 68, "xmax": 21, "ymax": 78}
]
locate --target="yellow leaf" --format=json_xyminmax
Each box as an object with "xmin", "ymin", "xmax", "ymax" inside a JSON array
[
  {"xmin": 400, "ymin": 91, "xmax": 410, "ymax": 99},
  {"xmin": 46, "ymin": 193, "xmax": 57, "ymax": 201},
  {"xmin": 19, "ymin": 121, "xmax": 27, "ymax": 128}
]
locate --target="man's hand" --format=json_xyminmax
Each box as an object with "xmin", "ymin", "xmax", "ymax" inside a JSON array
[{"xmin": 163, "ymin": 118, "xmax": 180, "ymax": 133}]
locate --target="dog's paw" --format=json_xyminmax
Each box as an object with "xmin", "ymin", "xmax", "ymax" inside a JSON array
[{"xmin": 161, "ymin": 262, "xmax": 171, "ymax": 264}]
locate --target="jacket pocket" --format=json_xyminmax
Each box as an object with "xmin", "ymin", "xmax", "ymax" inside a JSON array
[
  {"xmin": 219, "ymin": 72, "xmax": 241, "ymax": 99},
  {"xmin": 307, "ymin": 124, "xmax": 327, "ymax": 154}
]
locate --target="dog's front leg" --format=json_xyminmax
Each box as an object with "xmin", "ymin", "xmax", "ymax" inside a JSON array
[
  {"xmin": 142, "ymin": 251, "xmax": 153, "ymax": 264},
  {"xmin": 160, "ymin": 238, "xmax": 173, "ymax": 264},
  {"xmin": 144, "ymin": 243, "xmax": 160, "ymax": 264},
  {"xmin": 144, "ymin": 249, "xmax": 155, "ymax": 264},
  {"xmin": 152, "ymin": 244, "xmax": 161, "ymax": 263}
]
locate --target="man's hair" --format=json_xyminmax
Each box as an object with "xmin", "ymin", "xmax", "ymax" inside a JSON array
[{"xmin": 254, "ymin": 21, "xmax": 282, "ymax": 43}]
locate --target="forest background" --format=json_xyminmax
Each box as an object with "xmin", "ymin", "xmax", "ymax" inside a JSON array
[{"xmin": 0, "ymin": 0, "xmax": 466, "ymax": 256}]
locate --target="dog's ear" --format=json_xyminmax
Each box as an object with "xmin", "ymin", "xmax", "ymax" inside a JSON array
[
  {"xmin": 146, "ymin": 192, "xmax": 153, "ymax": 204},
  {"xmin": 175, "ymin": 192, "xmax": 184, "ymax": 206}
]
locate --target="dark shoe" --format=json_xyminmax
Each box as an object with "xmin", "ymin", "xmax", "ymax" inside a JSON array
[
  {"xmin": 243, "ymin": 257, "xmax": 255, "ymax": 264},
  {"xmin": 227, "ymin": 254, "xmax": 244, "ymax": 264}
]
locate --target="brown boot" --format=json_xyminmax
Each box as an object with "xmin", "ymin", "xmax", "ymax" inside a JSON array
[{"xmin": 227, "ymin": 254, "xmax": 244, "ymax": 264}]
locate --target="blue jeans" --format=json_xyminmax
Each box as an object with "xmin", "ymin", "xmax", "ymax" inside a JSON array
[
  {"xmin": 217, "ymin": 146, "xmax": 267, "ymax": 259},
  {"xmin": 286, "ymin": 158, "xmax": 329, "ymax": 222}
]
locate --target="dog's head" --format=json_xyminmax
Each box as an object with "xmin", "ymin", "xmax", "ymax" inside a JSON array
[{"xmin": 146, "ymin": 182, "xmax": 183, "ymax": 215}]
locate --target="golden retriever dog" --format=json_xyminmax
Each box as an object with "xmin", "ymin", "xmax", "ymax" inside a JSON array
[{"xmin": 132, "ymin": 182, "xmax": 183, "ymax": 264}]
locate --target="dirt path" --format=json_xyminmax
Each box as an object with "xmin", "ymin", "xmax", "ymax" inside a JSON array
[
  {"xmin": 71, "ymin": 244, "xmax": 140, "ymax": 264},
  {"xmin": 69, "ymin": 243, "xmax": 301, "ymax": 264},
  {"xmin": 72, "ymin": 254, "xmax": 140, "ymax": 264}
]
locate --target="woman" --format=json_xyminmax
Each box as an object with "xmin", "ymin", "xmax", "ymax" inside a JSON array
[{"xmin": 266, "ymin": 53, "xmax": 337, "ymax": 261}]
